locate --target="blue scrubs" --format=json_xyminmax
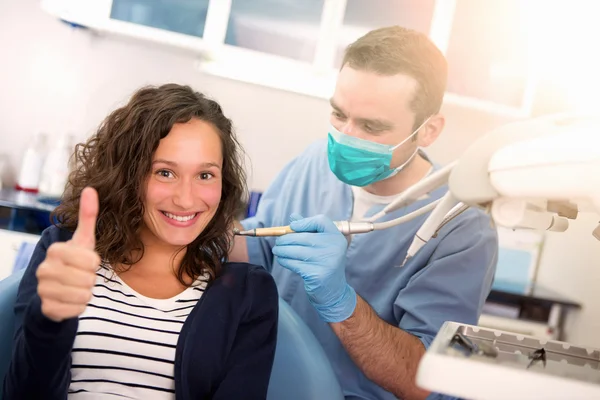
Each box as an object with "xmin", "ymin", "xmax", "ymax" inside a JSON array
[{"xmin": 242, "ymin": 140, "xmax": 498, "ymax": 400}]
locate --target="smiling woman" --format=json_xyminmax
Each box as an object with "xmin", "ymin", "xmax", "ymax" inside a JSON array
[
  {"xmin": 3, "ymin": 84, "xmax": 279, "ymax": 400},
  {"xmin": 57, "ymin": 84, "xmax": 246, "ymax": 286}
]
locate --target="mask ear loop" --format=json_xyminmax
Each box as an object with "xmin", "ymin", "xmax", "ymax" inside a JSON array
[
  {"xmin": 392, "ymin": 149, "xmax": 420, "ymax": 173},
  {"xmin": 388, "ymin": 116, "xmax": 434, "ymax": 175},
  {"xmin": 390, "ymin": 116, "xmax": 433, "ymax": 151}
]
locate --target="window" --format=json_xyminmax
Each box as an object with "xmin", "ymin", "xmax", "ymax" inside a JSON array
[
  {"xmin": 224, "ymin": 0, "xmax": 325, "ymax": 63},
  {"xmin": 334, "ymin": 0, "xmax": 436, "ymax": 67},
  {"xmin": 48, "ymin": 0, "xmax": 536, "ymax": 118},
  {"xmin": 110, "ymin": 0, "xmax": 210, "ymax": 38},
  {"xmin": 445, "ymin": 0, "xmax": 530, "ymax": 109}
]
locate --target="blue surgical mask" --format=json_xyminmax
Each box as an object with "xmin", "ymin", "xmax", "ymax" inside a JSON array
[{"xmin": 327, "ymin": 118, "xmax": 430, "ymax": 187}]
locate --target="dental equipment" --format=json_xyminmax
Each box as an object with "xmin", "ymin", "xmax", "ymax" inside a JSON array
[
  {"xmin": 401, "ymin": 191, "xmax": 461, "ymax": 266},
  {"xmin": 238, "ymin": 112, "xmax": 600, "ymax": 399},
  {"xmin": 235, "ymin": 221, "xmax": 375, "ymax": 237},
  {"xmin": 366, "ymin": 161, "xmax": 457, "ymax": 222},
  {"xmin": 414, "ymin": 113, "xmax": 600, "ymax": 400},
  {"xmin": 418, "ymin": 321, "xmax": 600, "ymax": 400},
  {"xmin": 234, "ymin": 199, "xmax": 442, "ymax": 237},
  {"xmin": 396, "ymin": 113, "xmax": 600, "ymax": 266}
]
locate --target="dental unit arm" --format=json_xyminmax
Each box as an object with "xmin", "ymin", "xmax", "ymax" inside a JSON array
[
  {"xmin": 363, "ymin": 113, "xmax": 600, "ymax": 265},
  {"xmin": 411, "ymin": 113, "xmax": 600, "ymax": 400},
  {"xmin": 445, "ymin": 112, "xmax": 600, "ymax": 232}
]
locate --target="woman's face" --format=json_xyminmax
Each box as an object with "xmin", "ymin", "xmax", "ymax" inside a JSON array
[{"xmin": 142, "ymin": 119, "xmax": 223, "ymax": 248}]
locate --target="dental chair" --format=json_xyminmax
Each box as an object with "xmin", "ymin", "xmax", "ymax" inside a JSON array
[{"xmin": 0, "ymin": 268, "xmax": 344, "ymax": 400}]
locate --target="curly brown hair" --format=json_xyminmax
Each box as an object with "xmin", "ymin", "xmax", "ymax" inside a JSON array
[{"xmin": 52, "ymin": 83, "xmax": 247, "ymax": 285}]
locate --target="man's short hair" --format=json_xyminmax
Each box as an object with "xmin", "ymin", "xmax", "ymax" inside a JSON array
[{"xmin": 342, "ymin": 26, "xmax": 448, "ymax": 129}]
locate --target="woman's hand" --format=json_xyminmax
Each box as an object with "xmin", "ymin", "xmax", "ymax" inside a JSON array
[{"xmin": 36, "ymin": 187, "xmax": 101, "ymax": 322}]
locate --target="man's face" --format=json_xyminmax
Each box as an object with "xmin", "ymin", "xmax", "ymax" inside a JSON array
[{"xmin": 330, "ymin": 65, "xmax": 423, "ymax": 169}]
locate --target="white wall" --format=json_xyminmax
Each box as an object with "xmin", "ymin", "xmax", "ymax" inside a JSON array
[
  {"xmin": 536, "ymin": 215, "xmax": 600, "ymax": 348},
  {"xmin": 1, "ymin": 0, "xmax": 598, "ymax": 346}
]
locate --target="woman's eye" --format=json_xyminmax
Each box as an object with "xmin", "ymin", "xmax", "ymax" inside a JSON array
[
  {"xmin": 156, "ymin": 170, "xmax": 173, "ymax": 178},
  {"xmin": 199, "ymin": 172, "xmax": 214, "ymax": 180}
]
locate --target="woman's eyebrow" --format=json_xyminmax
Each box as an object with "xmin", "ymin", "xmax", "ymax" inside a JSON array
[{"xmin": 152, "ymin": 159, "xmax": 222, "ymax": 170}]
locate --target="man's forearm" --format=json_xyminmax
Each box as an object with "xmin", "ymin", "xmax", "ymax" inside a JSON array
[{"xmin": 330, "ymin": 295, "xmax": 430, "ymax": 400}]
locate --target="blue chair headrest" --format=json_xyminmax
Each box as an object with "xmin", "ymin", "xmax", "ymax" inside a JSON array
[
  {"xmin": 0, "ymin": 269, "xmax": 26, "ymax": 399},
  {"xmin": 267, "ymin": 299, "xmax": 344, "ymax": 399}
]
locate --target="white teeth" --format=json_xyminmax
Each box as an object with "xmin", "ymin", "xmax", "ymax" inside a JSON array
[{"xmin": 163, "ymin": 212, "xmax": 196, "ymax": 222}]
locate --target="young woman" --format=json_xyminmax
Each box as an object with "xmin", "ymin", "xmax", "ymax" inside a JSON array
[{"xmin": 3, "ymin": 84, "xmax": 279, "ymax": 399}]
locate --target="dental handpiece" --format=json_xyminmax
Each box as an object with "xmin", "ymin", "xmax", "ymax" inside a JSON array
[{"xmin": 234, "ymin": 221, "xmax": 375, "ymax": 237}]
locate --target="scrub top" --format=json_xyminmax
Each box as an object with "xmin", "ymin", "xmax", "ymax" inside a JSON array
[{"xmin": 242, "ymin": 140, "xmax": 498, "ymax": 400}]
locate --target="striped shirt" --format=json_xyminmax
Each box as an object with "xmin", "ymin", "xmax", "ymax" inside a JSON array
[{"xmin": 68, "ymin": 265, "xmax": 207, "ymax": 399}]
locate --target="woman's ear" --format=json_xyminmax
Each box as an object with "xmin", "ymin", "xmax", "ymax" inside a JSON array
[{"xmin": 417, "ymin": 114, "xmax": 445, "ymax": 148}]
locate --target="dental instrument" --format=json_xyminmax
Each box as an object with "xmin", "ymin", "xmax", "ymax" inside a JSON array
[
  {"xmin": 234, "ymin": 221, "xmax": 374, "ymax": 237},
  {"xmin": 234, "ymin": 198, "xmax": 442, "ymax": 237}
]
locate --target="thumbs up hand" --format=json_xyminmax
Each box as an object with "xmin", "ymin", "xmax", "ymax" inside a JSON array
[{"xmin": 36, "ymin": 187, "xmax": 101, "ymax": 322}]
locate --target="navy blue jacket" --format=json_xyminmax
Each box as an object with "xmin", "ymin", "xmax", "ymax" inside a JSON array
[{"xmin": 3, "ymin": 226, "xmax": 279, "ymax": 399}]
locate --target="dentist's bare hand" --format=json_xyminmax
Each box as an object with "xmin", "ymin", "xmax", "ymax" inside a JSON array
[{"xmin": 36, "ymin": 187, "xmax": 100, "ymax": 322}]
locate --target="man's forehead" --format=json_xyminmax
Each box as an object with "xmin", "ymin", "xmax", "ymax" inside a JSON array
[
  {"xmin": 332, "ymin": 68, "xmax": 418, "ymax": 125},
  {"xmin": 330, "ymin": 97, "xmax": 393, "ymax": 128}
]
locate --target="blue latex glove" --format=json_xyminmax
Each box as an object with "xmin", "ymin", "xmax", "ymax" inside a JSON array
[{"xmin": 272, "ymin": 214, "xmax": 357, "ymax": 323}]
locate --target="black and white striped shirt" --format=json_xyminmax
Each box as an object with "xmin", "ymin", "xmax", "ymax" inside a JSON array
[{"xmin": 68, "ymin": 265, "xmax": 207, "ymax": 399}]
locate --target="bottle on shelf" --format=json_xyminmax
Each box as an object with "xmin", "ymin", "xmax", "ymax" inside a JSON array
[
  {"xmin": 38, "ymin": 133, "xmax": 74, "ymax": 199},
  {"xmin": 0, "ymin": 154, "xmax": 7, "ymax": 191},
  {"xmin": 15, "ymin": 132, "xmax": 47, "ymax": 194}
]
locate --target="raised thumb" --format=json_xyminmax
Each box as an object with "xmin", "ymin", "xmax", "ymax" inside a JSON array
[{"xmin": 72, "ymin": 187, "xmax": 99, "ymax": 249}]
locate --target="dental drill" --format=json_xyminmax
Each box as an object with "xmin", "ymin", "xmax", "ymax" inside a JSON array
[{"xmin": 233, "ymin": 199, "xmax": 441, "ymax": 237}]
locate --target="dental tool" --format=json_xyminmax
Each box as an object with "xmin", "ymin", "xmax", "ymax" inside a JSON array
[
  {"xmin": 234, "ymin": 199, "xmax": 443, "ymax": 238},
  {"xmin": 234, "ymin": 221, "xmax": 376, "ymax": 237}
]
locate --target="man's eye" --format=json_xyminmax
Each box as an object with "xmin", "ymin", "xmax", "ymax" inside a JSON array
[{"xmin": 364, "ymin": 124, "xmax": 385, "ymax": 134}]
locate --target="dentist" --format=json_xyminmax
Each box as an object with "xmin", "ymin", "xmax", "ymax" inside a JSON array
[{"xmin": 231, "ymin": 26, "xmax": 498, "ymax": 400}]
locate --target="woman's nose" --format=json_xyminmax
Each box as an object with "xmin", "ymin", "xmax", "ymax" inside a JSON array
[{"xmin": 173, "ymin": 181, "xmax": 194, "ymax": 209}]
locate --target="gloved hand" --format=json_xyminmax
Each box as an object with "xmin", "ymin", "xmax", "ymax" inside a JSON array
[{"xmin": 272, "ymin": 214, "xmax": 357, "ymax": 323}]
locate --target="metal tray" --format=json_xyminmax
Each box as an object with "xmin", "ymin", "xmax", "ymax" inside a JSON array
[{"xmin": 444, "ymin": 324, "xmax": 600, "ymax": 384}]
